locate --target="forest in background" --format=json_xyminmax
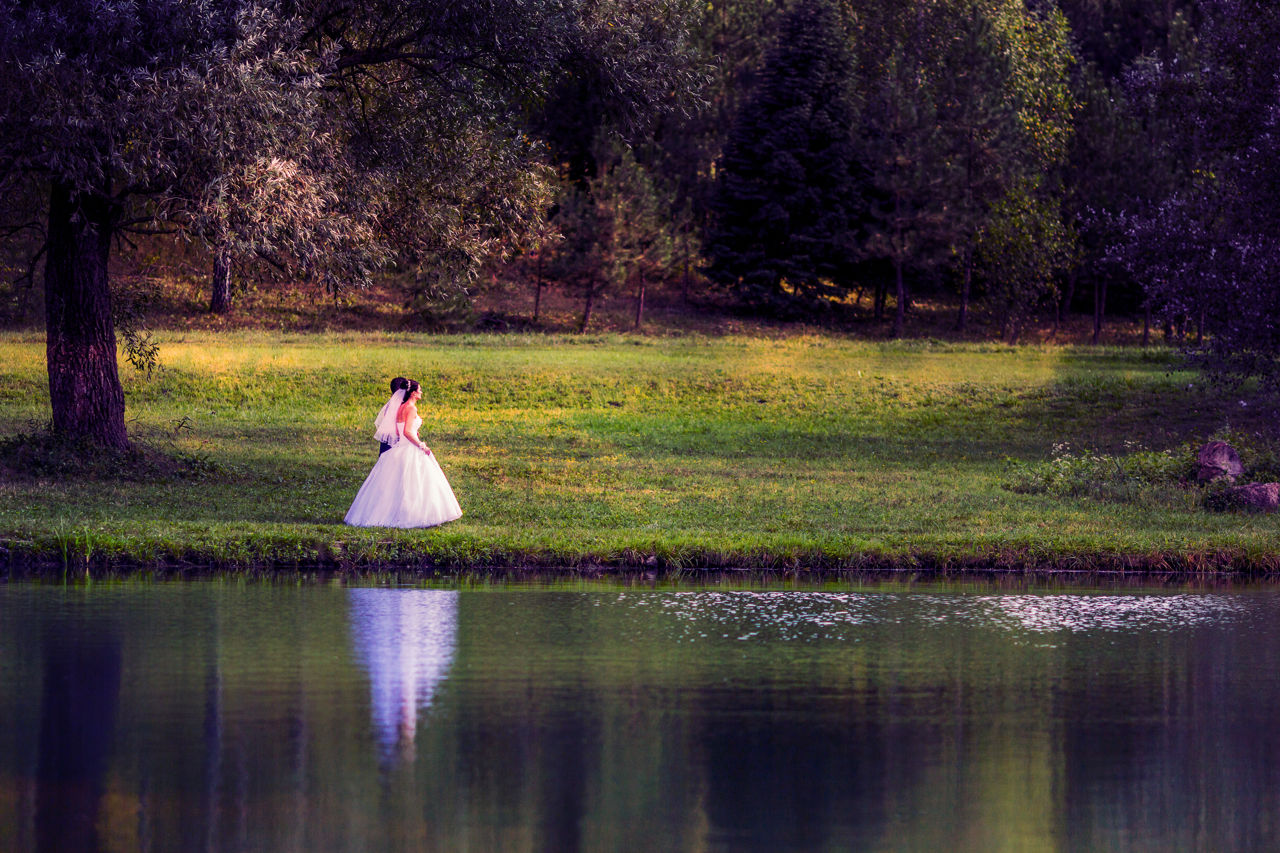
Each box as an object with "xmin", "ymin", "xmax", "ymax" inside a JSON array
[{"xmin": 3, "ymin": 0, "xmax": 1280, "ymax": 450}]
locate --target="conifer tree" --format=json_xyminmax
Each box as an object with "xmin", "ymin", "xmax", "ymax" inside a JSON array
[{"xmin": 704, "ymin": 0, "xmax": 863, "ymax": 313}]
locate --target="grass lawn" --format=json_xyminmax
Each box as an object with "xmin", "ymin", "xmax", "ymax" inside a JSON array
[{"xmin": 2, "ymin": 329, "xmax": 1279, "ymax": 575}]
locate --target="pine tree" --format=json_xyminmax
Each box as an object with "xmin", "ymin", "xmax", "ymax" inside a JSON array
[
  {"xmin": 855, "ymin": 2, "xmax": 951, "ymax": 337},
  {"xmin": 704, "ymin": 0, "xmax": 863, "ymax": 314},
  {"xmin": 547, "ymin": 183, "xmax": 609, "ymax": 333}
]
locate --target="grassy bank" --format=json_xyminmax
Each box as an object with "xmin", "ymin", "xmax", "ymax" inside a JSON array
[{"xmin": 2, "ymin": 330, "xmax": 1279, "ymax": 575}]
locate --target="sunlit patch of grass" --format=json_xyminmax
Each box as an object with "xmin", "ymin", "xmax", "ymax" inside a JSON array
[{"xmin": 2, "ymin": 331, "xmax": 1279, "ymax": 573}]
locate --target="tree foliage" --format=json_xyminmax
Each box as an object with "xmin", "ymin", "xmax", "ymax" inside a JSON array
[
  {"xmin": 977, "ymin": 180, "xmax": 1076, "ymax": 342},
  {"xmin": 0, "ymin": 0, "xmax": 703, "ymax": 446},
  {"xmin": 1112, "ymin": 0, "xmax": 1280, "ymax": 380},
  {"xmin": 704, "ymin": 0, "xmax": 863, "ymax": 313},
  {"xmin": 850, "ymin": 0, "xmax": 1074, "ymax": 336}
]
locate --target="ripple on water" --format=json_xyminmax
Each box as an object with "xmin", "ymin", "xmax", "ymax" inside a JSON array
[{"xmin": 609, "ymin": 590, "xmax": 1252, "ymax": 645}]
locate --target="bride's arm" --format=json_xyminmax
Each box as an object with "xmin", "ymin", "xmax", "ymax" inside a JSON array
[{"xmin": 398, "ymin": 404, "xmax": 433, "ymax": 455}]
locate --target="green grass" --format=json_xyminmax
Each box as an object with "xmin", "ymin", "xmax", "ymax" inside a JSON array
[{"xmin": 2, "ymin": 330, "xmax": 1279, "ymax": 574}]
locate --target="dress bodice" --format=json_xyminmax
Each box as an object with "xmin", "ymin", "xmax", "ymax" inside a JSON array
[{"xmin": 397, "ymin": 414, "xmax": 423, "ymax": 442}]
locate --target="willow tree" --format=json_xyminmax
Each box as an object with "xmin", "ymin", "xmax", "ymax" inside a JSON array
[{"xmin": 0, "ymin": 0, "xmax": 701, "ymax": 449}]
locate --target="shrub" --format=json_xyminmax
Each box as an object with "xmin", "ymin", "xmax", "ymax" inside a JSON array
[{"xmin": 1004, "ymin": 440, "xmax": 1197, "ymax": 505}]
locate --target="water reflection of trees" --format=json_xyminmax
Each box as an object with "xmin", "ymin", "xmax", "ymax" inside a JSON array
[
  {"xmin": 6, "ymin": 588, "xmax": 1280, "ymax": 850},
  {"xmin": 35, "ymin": 618, "xmax": 122, "ymax": 853}
]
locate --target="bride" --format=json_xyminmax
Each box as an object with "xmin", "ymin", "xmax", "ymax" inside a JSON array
[{"xmin": 344, "ymin": 380, "xmax": 463, "ymax": 528}]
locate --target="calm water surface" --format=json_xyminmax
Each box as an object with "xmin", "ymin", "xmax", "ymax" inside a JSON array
[{"xmin": 1, "ymin": 582, "xmax": 1278, "ymax": 852}]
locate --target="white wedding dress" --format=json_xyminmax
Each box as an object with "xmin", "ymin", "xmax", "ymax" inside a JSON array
[{"xmin": 344, "ymin": 413, "xmax": 463, "ymax": 528}]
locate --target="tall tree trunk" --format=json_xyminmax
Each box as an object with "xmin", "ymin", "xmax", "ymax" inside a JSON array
[
  {"xmin": 1092, "ymin": 278, "xmax": 1107, "ymax": 345},
  {"xmin": 956, "ymin": 245, "xmax": 972, "ymax": 331},
  {"xmin": 634, "ymin": 276, "xmax": 646, "ymax": 330},
  {"xmin": 1052, "ymin": 269, "xmax": 1077, "ymax": 340},
  {"xmin": 874, "ymin": 279, "xmax": 886, "ymax": 322},
  {"xmin": 210, "ymin": 246, "xmax": 233, "ymax": 313},
  {"xmin": 579, "ymin": 284, "xmax": 595, "ymax": 333},
  {"xmin": 533, "ymin": 255, "xmax": 544, "ymax": 323},
  {"xmin": 892, "ymin": 254, "xmax": 906, "ymax": 339},
  {"xmin": 44, "ymin": 183, "xmax": 128, "ymax": 449},
  {"xmin": 1142, "ymin": 305, "xmax": 1151, "ymax": 346}
]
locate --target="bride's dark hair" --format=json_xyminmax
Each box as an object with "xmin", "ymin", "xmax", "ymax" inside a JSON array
[
  {"xmin": 390, "ymin": 376, "xmax": 408, "ymax": 393},
  {"xmin": 404, "ymin": 380, "xmax": 420, "ymax": 397}
]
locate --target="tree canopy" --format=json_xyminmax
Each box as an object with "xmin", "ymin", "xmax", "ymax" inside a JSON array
[
  {"xmin": 6, "ymin": 0, "xmax": 1280, "ymax": 414},
  {"xmin": 704, "ymin": 0, "xmax": 863, "ymax": 313},
  {"xmin": 0, "ymin": 0, "xmax": 704, "ymax": 447}
]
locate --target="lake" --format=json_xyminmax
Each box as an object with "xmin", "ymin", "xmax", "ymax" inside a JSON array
[{"xmin": 2, "ymin": 580, "xmax": 1277, "ymax": 851}]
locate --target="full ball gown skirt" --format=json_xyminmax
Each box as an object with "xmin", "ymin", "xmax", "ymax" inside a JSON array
[{"xmin": 344, "ymin": 423, "xmax": 462, "ymax": 528}]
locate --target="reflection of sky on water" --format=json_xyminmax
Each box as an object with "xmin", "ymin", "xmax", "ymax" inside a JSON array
[
  {"xmin": 617, "ymin": 591, "xmax": 1248, "ymax": 644},
  {"xmin": 981, "ymin": 594, "xmax": 1245, "ymax": 634},
  {"xmin": 349, "ymin": 589, "xmax": 458, "ymax": 764},
  {"xmin": 644, "ymin": 591, "xmax": 877, "ymax": 642}
]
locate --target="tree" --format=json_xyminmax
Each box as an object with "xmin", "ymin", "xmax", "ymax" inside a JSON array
[
  {"xmin": 547, "ymin": 182, "xmax": 609, "ymax": 333},
  {"xmin": 596, "ymin": 146, "xmax": 674, "ymax": 330},
  {"xmin": 544, "ymin": 140, "xmax": 673, "ymax": 332},
  {"xmin": 646, "ymin": 0, "xmax": 788, "ymax": 306},
  {"xmin": 935, "ymin": 4, "xmax": 1021, "ymax": 332},
  {"xmin": 931, "ymin": 0, "xmax": 1073, "ymax": 331},
  {"xmin": 1061, "ymin": 65, "xmax": 1152, "ymax": 344},
  {"xmin": 977, "ymin": 180, "xmax": 1075, "ymax": 342},
  {"xmin": 0, "ymin": 0, "xmax": 702, "ymax": 449},
  {"xmin": 850, "ymin": 0, "xmax": 1074, "ymax": 336},
  {"xmin": 704, "ymin": 0, "xmax": 863, "ymax": 314},
  {"xmin": 854, "ymin": 1, "xmax": 954, "ymax": 337},
  {"xmin": 1055, "ymin": 0, "xmax": 1199, "ymax": 78},
  {"xmin": 1113, "ymin": 0, "xmax": 1280, "ymax": 379}
]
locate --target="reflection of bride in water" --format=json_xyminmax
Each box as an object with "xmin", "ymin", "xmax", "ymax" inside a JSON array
[{"xmin": 349, "ymin": 589, "xmax": 459, "ymax": 763}]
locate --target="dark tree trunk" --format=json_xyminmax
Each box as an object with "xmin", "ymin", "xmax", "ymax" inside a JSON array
[
  {"xmin": 892, "ymin": 254, "xmax": 906, "ymax": 338},
  {"xmin": 634, "ymin": 276, "xmax": 646, "ymax": 330},
  {"xmin": 956, "ymin": 246, "xmax": 972, "ymax": 331},
  {"xmin": 533, "ymin": 255, "xmax": 544, "ymax": 323},
  {"xmin": 1092, "ymin": 278, "xmax": 1107, "ymax": 345},
  {"xmin": 579, "ymin": 284, "xmax": 595, "ymax": 333},
  {"xmin": 210, "ymin": 246, "xmax": 233, "ymax": 313},
  {"xmin": 1052, "ymin": 269, "xmax": 1077, "ymax": 339},
  {"xmin": 874, "ymin": 279, "xmax": 886, "ymax": 322},
  {"xmin": 44, "ymin": 182, "xmax": 128, "ymax": 450},
  {"xmin": 1142, "ymin": 305, "xmax": 1151, "ymax": 346}
]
